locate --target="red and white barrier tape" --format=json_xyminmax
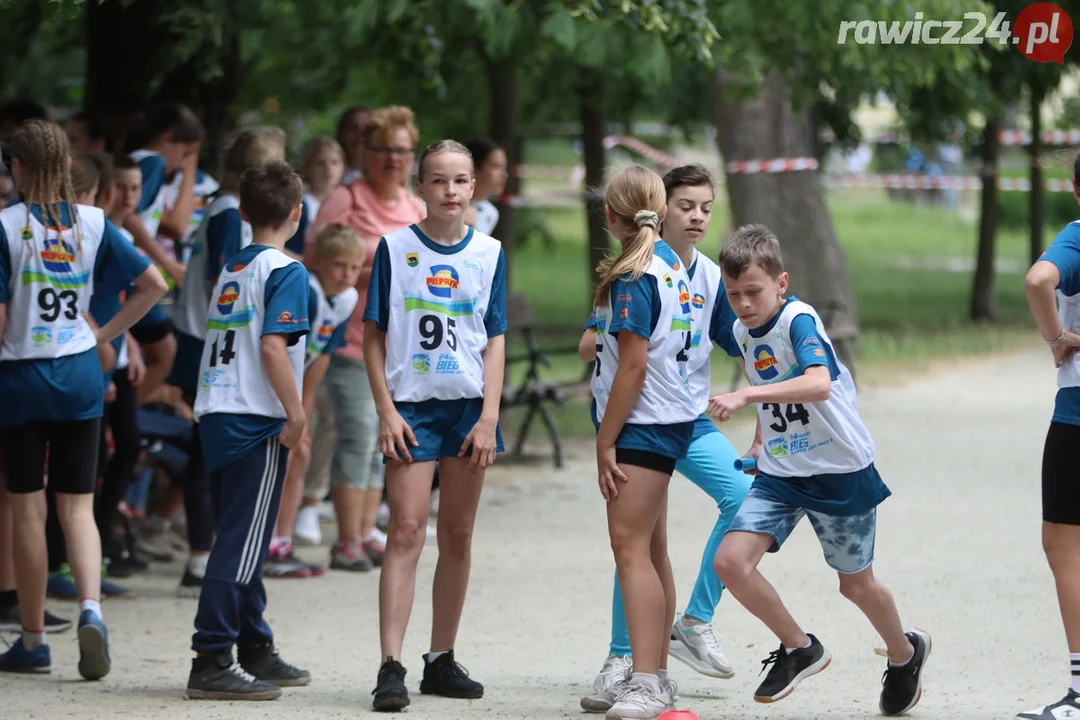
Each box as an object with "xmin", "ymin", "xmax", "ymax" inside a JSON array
[
  {"xmin": 998, "ymin": 129, "xmax": 1080, "ymax": 146},
  {"xmin": 726, "ymin": 157, "xmax": 819, "ymax": 174},
  {"xmin": 831, "ymin": 174, "xmax": 1076, "ymax": 192},
  {"xmin": 603, "ymin": 135, "xmax": 681, "ymax": 167}
]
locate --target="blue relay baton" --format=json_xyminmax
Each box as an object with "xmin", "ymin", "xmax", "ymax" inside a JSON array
[{"xmin": 734, "ymin": 456, "xmax": 757, "ymax": 472}]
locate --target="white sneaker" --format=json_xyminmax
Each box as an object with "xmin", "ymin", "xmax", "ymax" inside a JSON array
[
  {"xmin": 661, "ymin": 677, "xmax": 678, "ymax": 706},
  {"xmin": 429, "ymin": 487, "xmax": 440, "ymax": 517},
  {"xmin": 605, "ymin": 682, "xmax": 671, "ymax": 719},
  {"xmin": 371, "ymin": 527, "xmax": 388, "ymax": 545},
  {"xmin": 376, "ymin": 502, "xmax": 391, "ymax": 531},
  {"xmin": 580, "ymin": 654, "xmax": 633, "ymax": 713},
  {"xmin": 668, "ymin": 613, "xmax": 735, "ymax": 678},
  {"xmin": 316, "ymin": 500, "xmax": 335, "ymax": 521},
  {"xmin": 294, "ymin": 506, "xmax": 321, "ymax": 546}
]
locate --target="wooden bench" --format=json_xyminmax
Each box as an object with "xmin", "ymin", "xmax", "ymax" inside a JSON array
[
  {"xmin": 501, "ymin": 292, "xmax": 591, "ymax": 468},
  {"xmin": 728, "ymin": 300, "xmax": 859, "ymax": 390}
]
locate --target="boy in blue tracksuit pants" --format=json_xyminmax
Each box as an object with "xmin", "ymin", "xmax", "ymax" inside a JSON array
[{"xmin": 184, "ymin": 159, "xmax": 312, "ymax": 701}]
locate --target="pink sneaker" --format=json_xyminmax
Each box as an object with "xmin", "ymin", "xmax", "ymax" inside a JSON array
[{"xmin": 329, "ymin": 540, "xmax": 373, "ymax": 572}]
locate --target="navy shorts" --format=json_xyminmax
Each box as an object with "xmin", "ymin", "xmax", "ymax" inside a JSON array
[
  {"xmin": 130, "ymin": 302, "xmax": 172, "ymax": 344},
  {"xmin": 388, "ymin": 398, "xmax": 504, "ymax": 463}
]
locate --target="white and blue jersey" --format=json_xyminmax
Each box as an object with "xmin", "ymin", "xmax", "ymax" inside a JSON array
[
  {"xmin": 0, "ymin": 202, "xmax": 150, "ymax": 425},
  {"xmin": 727, "ymin": 297, "xmax": 888, "ymax": 515},
  {"xmin": 305, "ymin": 275, "xmax": 355, "ymax": 367},
  {"xmin": 472, "ymin": 199, "xmax": 499, "ymax": 236},
  {"xmin": 590, "ymin": 240, "xmax": 699, "ymax": 459},
  {"xmin": 363, "ymin": 223, "xmax": 507, "ymax": 403},
  {"xmin": 165, "ymin": 168, "xmax": 220, "ymax": 264},
  {"xmin": 169, "ymin": 194, "xmax": 253, "ymax": 395},
  {"xmin": 131, "ymin": 149, "xmax": 170, "ymax": 240},
  {"xmin": 1041, "ymin": 220, "xmax": 1080, "ymax": 426},
  {"xmin": 194, "ymin": 244, "xmax": 310, "ymax": 473}
]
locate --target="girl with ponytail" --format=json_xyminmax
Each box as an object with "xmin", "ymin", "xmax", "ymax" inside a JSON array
[
  {"xmin": 0, "ymin": 119, "xmax": 167, "ymax": 680},
  {"xmin": 589, "ymin": 164, "xmax": 699, "ymax": 719}
]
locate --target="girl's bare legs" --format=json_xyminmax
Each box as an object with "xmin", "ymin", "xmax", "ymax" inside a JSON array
[
  {"xmin": 651, "ymin": 489, "xmax": 675, "ymax": 671},
  {"xmin": 9, "ymin": 491, "xmax": 47, "ymax": 633},
  {"xmin": 429, "ymin": 456, "xmax": 486, "ymax": 653},
  {"xmin": 378, "ymin": 460, "xmax": 436, "ymax": 659},
  {"xmin": 55, "ymin": 493, "xmax": 101, "ymax": 603}
]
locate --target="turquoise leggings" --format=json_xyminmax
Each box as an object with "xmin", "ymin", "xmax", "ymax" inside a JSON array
[{"xmin": 610, "ymin": 429, "xmax": 750, "ymax": 657}]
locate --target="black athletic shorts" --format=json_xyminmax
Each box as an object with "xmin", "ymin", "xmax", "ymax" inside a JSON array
[
  {"xmin": 1043, "ymin": 421, "xmax": 1080, "ymax": 524},
  {"xmin": 615, "ymin": 447, "xmax": 677, "ymax": 475},
  {"xmin": 130, "ymin": 317, "xmax": 174, "ymax": 345},
  {"xmin": 2, "ymin": 418, "xmax": 102, "ymax": 494}
]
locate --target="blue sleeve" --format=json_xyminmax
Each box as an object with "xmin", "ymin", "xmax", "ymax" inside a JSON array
[
  {"xmin": 0, "ymin": 224, "xmax": 9, "ymax": 303},
  {"xmin": 708, "ymin": 283, "xmax": 741, "ymax": 358},
  {"xmin": 606, "ymin": 274, "xmax": 660, "ymax": 339},
  {"xmin": 285, "ymin": 201, "xmax": 308, "ymax": 256},
  {"xmin": 136, "ymin": 155, "xmax": 167, "ymax": 213},
  {"xmin": 94, "ymin": 220, "xmax": 153, "ymax": 297},
  {"xmin": 1042, "ymin": 223, "xmax": 1080, "ymax": 296},
  {"xmin": 789, "ymin": 313, "xmax": 840, "ymax": 380},
  {"xmin": 362, "ymin": 238, "xmax": 392, "ymax": 332},
  {"xmin": 584, "ymin": 309, "xmax": 597, "ymax": 330},
  {"xmin": 325, "ymin": 318, "xmax": 349, "ymax": 354},
  {"xmin": 262, "ymin": 263, "xmax": 310, "ymax": 343},
  {"xmin": 483, "ymin": 248, "xmax": 507, "ymax": 337},
  {"xmin": 205, "ymin": 208, "xmax": 244, "ymax": 282}
]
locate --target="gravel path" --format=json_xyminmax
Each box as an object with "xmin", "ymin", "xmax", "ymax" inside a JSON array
[{"xmin": 3, "ymin": 347, "xmax": 1062, "ymax": 719}]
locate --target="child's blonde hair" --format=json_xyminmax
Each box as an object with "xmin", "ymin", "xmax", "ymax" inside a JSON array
[
  {"xmin": 302, "ymin": 135, "xmax": 345, "ymax": 171},
  {"xmin": 313, "ymin": 222, "xmax": 365, "ymax": 261},
  {"xmin": 71, "ymin": 152, "xmax": 100, "ymax": 201},
  {"xmin": 9, "ymin": 119, "xmax": 82, "ymax": 249},
  {"xmin": 219, "ymin": 126, "xmax": 287, "ymax": 195},
  {"xmin": 417, "ymin": 139, "xmax": 472, "ymax": 182},
  {"xmin": 593, "ymin": 164, "xmax": 666, "ymax": 309}
]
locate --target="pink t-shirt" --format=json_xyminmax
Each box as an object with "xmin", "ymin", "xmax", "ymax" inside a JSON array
[{"xmin": 309, "ymin": 178, "xmax": 426, "ymax": 362}]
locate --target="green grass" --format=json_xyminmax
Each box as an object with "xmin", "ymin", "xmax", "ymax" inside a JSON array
[{"xmin": 501, "ymin": 190, "xmax": 1044, "ymax": 440}]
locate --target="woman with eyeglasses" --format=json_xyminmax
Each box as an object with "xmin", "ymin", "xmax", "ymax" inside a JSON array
[{"xmin": 307, "ymin": 106, "xmax": 426, "ymax": 576}]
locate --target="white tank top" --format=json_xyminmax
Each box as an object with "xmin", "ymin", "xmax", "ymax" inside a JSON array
[
  {"xmin": 686, "ymin": 250, "xmax": 725, "ymax": 415},
  {"xmin": 306, "ymin": 276, "xmax": 357, "ymax": 367},
  {"xmin": 592, "ymin": 244, "xmax": 699, "ymax": 426},
  {"xmin": 130, "ymin": 149, "xmax": 169, "ymax": 239},
  {"xmin": 0, "ymin": 203, "xmax": 104, "ymax": 361},
  {"xmin": 193, "ymin": 248, "xmax": 304, "ymax": 421},
  {"xmin": 732, "ymin": 300, "xmax": 875, "ymax": 476},
  {"xmin": 171, "ymin": 195, "xmax": 251, "ymax": 340},
  {"xmin": 382, "ymin": 225, "xmax": 503, "ymax": 403}
]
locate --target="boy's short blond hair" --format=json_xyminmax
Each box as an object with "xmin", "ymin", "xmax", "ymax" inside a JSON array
[
  {"xmin": 719, "ymin": 223, "xmax": 785, "ymax": 279},
  {"xmin": 313, "ymin": 222, "xmax": 365, "ymax": 261}
]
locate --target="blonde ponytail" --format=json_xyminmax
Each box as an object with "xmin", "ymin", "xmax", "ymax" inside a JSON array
[{"xmin": 592, "ymin": 165, "xmax": 666, "ymax": 309}]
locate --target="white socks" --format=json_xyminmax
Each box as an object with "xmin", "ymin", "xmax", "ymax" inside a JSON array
[
  {"xmin": 1070, "ymin": 653, "xmax": 1080, "ymax": 694},
  {"xmin": 80, "ymin": 599, "xmax": 101, "ymax": 618},
  {"xmin": 426, "ymin": 650, "xmax": 448, "ymax": 663},
  {"xmin": 188, "ymin": 555, "xmax": 209, "ymax": 579},
  {"xmin": 629, "ymin": 672, "xmax": 661, "ymax": 693},
  {"xmin": 657, "ymin": 668, "xmax": 670, "ymax": 686},
  {"xmin": 784, "ymin": 637, "xmax": 813, "ymax": 654},
  {"xmin": 22, "ymin": 631, "xmax": 45, "ymax": 650}
]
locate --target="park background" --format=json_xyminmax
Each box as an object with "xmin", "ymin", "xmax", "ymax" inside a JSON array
[{"xmin": 4, "ymin": 0, "xmax": 1079, "ymax": 443}]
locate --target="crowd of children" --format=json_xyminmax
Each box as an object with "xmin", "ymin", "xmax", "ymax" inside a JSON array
[{"xmin": 15, "ymin": 96, "xmax": 1080, "ymax": 720}]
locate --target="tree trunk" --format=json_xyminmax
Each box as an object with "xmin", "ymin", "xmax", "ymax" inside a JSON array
[
  {"xmin": 580, "ymin": 70, "xmax": 609, "ymax": 309},
  {"xmin": 1029, "ymin": 87, "xmax": 1044, "ymax": 266},
  {"xmin": 971, "ymin": 70, "xmax": 1003, "ymax": 321},
  {"xmin": 713, "ymin": 69, "xmax": 859, "ymax": 374},
  {"xmin": 487, "ymin": 54, "xmax": 518, "ymax": 282}
]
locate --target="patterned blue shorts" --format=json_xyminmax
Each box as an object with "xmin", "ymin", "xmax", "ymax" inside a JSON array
[{"xmin": 728, "ymin": 485, "xmax": 877, "ymax": 574}]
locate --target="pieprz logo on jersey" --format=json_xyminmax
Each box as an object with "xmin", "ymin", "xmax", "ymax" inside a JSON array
[
  {"xmin": 40, "ymin": 236, "xmax": 75, "ymax": 271},
  {"xmin": 316, "ymin": 320, "xmax": 334, "ymax": 344},
  {"xmin": 677, "ymin": 279, "xmax": 691, "ymax": 314},
  {"xmin": 426, "ymin": 265, "xmax": 459, "ymax": 298},
  {"xmin": 216, "ymin": 281, "xmax": 241, "ymax": 314},
  {"xmin": 692, "ymin": 293, "xmax": 705, "ymax": 309},
  {"xmin": 753, "ymin": 344, "xmax": 780, "ymax": 380}
]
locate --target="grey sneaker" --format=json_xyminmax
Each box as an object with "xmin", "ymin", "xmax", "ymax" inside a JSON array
[
  {"xmin": 330, "ymin": 540, "xmax": 373, "ymax": 572},
  {"xmin": 668, "ymin": 613, "xmax": 735, "ymax": 679},
  {"xmin": 581, "ymin": 654, "xmax": 633, "ymax": 713}
]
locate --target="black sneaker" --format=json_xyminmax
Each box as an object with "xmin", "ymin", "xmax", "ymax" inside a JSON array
[
  {"xmin": 419, "ymin": 650, "xmax": 484, "ymax": 699},
  {"xmin": 176, "ymin": 569, "xmax": 203, "ymax": 599},
  {"xmin": 880, "ymin": 629, "xmax": 931, "ymax": 716},
  {"xmin": 372, "ymin": 657, "xmax": 410, "ymax": 712},
  {"xmin": 0, "ymin": 605, "xmax": 73, "ymax": 633},
  {"xmin": 238, "ymin": 642, "xmax": 311, "ymax": 687},
  {"xmin": 753, "ymin": 633, "xmax": 832, "ymax": 703},
  {"xmin": 1016, "ymin": 690, "xmax": 1080, "ymax": 719},
  {"xmin": 186, "ymin": 650, "xmax": 282, "ymax": 701}
]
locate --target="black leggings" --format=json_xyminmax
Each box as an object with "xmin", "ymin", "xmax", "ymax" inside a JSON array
[
  {"xmin": 95, "ymin": 372, "xmax": 141, "ymax": 553},
  {"xmin": 2, "ymin": 418, "xmax": 101, "ymax": 495}
]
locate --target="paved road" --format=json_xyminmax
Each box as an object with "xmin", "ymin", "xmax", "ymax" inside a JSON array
[{"xmin": 2, "ymin": 348, "xmax": 1063, "ymax": 719}]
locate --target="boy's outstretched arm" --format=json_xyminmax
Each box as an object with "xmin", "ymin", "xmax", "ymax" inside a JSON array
[
  {"xmin": 710, "ymin": 365, "xmax": 831, "ymax": 421},
  {"xmin": 262, "ymin": 333, "xmax": 305, "ymax": 449}
]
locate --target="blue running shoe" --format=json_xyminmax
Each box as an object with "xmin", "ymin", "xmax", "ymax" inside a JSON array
[
  {"xmin": 47, "ymin": 564, "xmax": 78, "ymax": 600},
  {"xmin": 77, "ymin": 610, "xmax": 110, "ymax": 680},
  {"xmin": 0, "ymin": 637, "xmax": 51, "ymax": 674},
  {"xmin": 100, "ymin": 578, "xmax": 135, "ymax": 599}
]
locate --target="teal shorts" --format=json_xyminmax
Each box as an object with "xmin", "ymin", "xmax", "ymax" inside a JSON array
[{"xmin": 389, "ymin": 398, "xmax": 504, "ymax": 463}]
